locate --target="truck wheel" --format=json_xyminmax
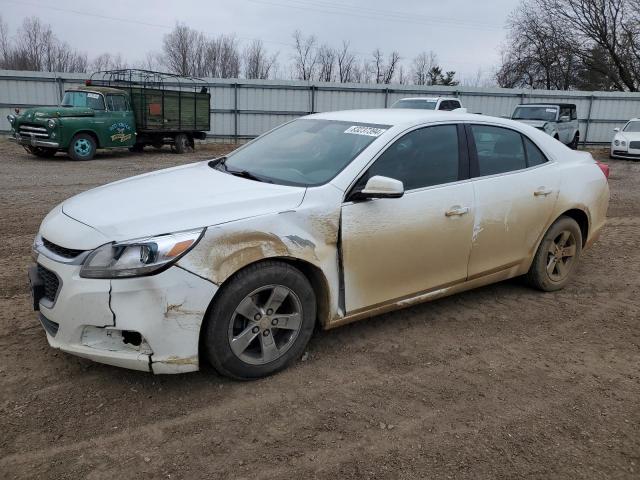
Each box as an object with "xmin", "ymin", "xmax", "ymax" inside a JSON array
[
  {"xmin": 204, "ymin": 261, "xmax": 316, "ymax": 380},
  {"xmin": 68, "ymin": 134, "xmax": 96, "ymax": 161},
  {"xmin": 174, "ymin": 133, "xmax": 193, "ymax": 154},
  {"xmin": 569, "ymin": 133, "xmax": 579, "ymax": 150},
  {"xmin": 26, "ymin": 146, "xmax": 57, "ymax": 158}
]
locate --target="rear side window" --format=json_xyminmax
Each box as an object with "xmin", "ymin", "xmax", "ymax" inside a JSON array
[
  {"xmin": 364, "ymin": 124, "xmax": 460, "ymax": 190},
  {"xmin": 523, "ymin": 137, "xmax": 548, "ymax": 167},
  {"xmin": 106, "ymin": 95, "xmax": 128, "ymax": 111},
  {"xmin": 470, "ymin": 125, "xmax": 526, "ymax": 176},
  {"xmin": 439, "ymin": 100, "xmax": 460, "ymax": 111}
]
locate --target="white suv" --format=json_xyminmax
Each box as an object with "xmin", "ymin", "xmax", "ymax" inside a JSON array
[
  {"xmin": 512, "ymin": 104, "xmax": 580, "ymax": 149},
  {"xmin": 390, "ymin": 97, "xmax": 463, "ymax": 111}
]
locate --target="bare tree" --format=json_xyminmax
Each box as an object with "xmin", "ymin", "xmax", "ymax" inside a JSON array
[
  {"xmin": 317, "ymin": 44, "xmax": 336, "ymax": 82},
  {"xmin": 0, "ymin": 15, "xmax": 10, "ymax": 68},
  {"xmin": 412, "ymin": 51, "xmax": 438, "ymax": 85},
  {"xmin": 336, "ymin": 41, "xmax": 356, "ymax": 83},
  {"xmin": 242, "ymin": 39, "xmax": 277, "ymax": 79},
  {"xmin": 372, "ymin": 49, "xmax": 400, "ymax": 84},
  {"xmin": 91, "ymin": 53, "xmax": 127, "ymax": 71},
  {"xmin": 162, "ymin": 23, "xmax": 202, "ymax": 76},
  {"xmin": 292, "ymin": 30, "xmax": 317, "ymax": 80}
]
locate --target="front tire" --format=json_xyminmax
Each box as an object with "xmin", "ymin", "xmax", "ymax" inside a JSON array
[
  {"xmin": 525, "ymin": 216, "xmax": 582, "ymax": 291},
  {"xmin": 204, "ymin": 261, "xmax": 316, "ymax": 380},
  {"xmin": 68, "ymin": 133, "xmax": 96, "ymax": 161}
]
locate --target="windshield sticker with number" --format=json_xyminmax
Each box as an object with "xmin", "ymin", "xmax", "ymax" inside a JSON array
[{"xmin": 344, "ymin": 126, "xmax": 387, "ymax": 137}]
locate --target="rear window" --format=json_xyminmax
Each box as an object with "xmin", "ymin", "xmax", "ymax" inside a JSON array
[{"xmin": 391, "ymin": 99, "xmax": 437, "ymax": 110}]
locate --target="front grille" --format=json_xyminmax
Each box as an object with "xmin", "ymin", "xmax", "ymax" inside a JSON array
[
  {"xmin": 629, "ymin": 141, "xmax": 640, "ymax": 150},
  {"xmin": 37, "ymin": 264, "xmax": 60, "ymax": 302},
  {"xmin": 42, "ymin": 237, "xmax": 84, "ymax": 259},
  {"xmin": 39, "ymin": 313, "xmax": 59, "ymax": 337},
  {"xmin": 18, "ymin": 123, "xmax": 49, "ymax": 138}
]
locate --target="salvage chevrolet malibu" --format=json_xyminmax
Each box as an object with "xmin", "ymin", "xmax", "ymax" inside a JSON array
[{"xmin": 29, "ymin": 109, "xmax": 610, "ymax": 379}]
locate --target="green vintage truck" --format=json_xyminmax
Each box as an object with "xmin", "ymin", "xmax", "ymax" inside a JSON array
[{"xmin": 7, "ymin": 69, "xmax": 211, "ymax": 160}]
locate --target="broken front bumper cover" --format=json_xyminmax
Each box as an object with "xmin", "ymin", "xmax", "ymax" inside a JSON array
[
  {"xmin": 9, "ymin": 134, "xmax": 59, "ymax": 149},
  {"xmin": 32, "ymin": 253, "xmax": 218, "ymax": 374}
]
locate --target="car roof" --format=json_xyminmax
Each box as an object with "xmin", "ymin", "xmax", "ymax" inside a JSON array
[
  {"xmin": 396, "ymin": 97, "xmax": 458, "ymax": 102},
  {"xmin": 516, "ymin": 103, "xmax": 576, "ymax": 108},
  {"xmin": 309, "ymin": 109, "xmax": 494, "ymax": 127},
  {"xmin": 66, "ymin": 86, "xmax": 125, "ymax": 95}
]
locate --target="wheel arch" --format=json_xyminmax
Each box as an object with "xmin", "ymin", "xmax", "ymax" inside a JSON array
[
  {"xmin": 558, "ymin": 208, "xmax": 589, "ymax": 247},
  {"xmin": 71, "ymin": 129, "xmax": 101, "ymax": 148}
]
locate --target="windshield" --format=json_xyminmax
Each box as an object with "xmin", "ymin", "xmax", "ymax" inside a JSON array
[
  {"xmin": 391, "ymin": 99, "xmax": 437, "ymax": 110},
  {"xmin": 624, "ymin": 121, "xmax": 640, "ymax": 132},
  {"xmin": 512, "ymin": 106, "xmax": 558, "ymax": 121},
  {"xmin": 219, "ymin": 119, "xmax": 389, "ymax": 186},
  {"xmin": 61, "ymin": 91, "xmax": 105, "ymax": 110}
]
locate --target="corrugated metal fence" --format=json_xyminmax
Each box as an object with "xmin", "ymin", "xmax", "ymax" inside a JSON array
[{"xmin": 2, "ymin": 69, "xmax": 640, "ymax": 144}]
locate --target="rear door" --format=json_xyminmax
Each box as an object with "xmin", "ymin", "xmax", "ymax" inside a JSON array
[
  {"xmin": 465, "ymin": 124, "xmax": 560, "ymax": 279},
  {"xmin": 341, "ymin": 123, "xmax": 475, "ymax": 312}
]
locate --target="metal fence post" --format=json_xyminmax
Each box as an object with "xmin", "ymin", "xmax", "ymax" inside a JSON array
[
  {"xmin": 583, "ymin": 95, "xmax": 595, "ymax": 147},
  {"xmin": 56, "ymin": 77, "xmax": 64, "ymax": 103},
  {"xmin": 233, "ymin": 83, "xmax": 238, "ymax": 144},
  {"xmin": 310, "ymin": 85, "xmax": 316, "ymax": 114},
  {"xmin": 384, "ymin": 88, "xmax": 389, "ymax": 107}
]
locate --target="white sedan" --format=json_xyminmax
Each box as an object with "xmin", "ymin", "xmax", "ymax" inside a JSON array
[
  {"xmin": 611, "ymin": 118, "xmax": 640, "ymax": 159},
  {"xmin": 30, "ymin": 110, "xmax": 610, "ymax": 379}
]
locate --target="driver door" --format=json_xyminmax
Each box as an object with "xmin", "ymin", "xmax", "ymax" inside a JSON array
[{"xmin": 340, "ymin": 124, "xmax": 475, "ymax": 313}]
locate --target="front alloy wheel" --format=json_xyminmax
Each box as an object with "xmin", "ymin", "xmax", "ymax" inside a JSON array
[
  {"xmin": 204, "ymin": 261, "xmax": 316, "ymax": 379},
  {"xmin": 546, "ymin": 230, "xmax": 578, "ymax": 282}
]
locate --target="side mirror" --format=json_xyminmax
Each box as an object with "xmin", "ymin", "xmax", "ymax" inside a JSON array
[
  {"xmin": 354, "ymin": 175, "xmax": 404, "ymax": 200},
  {"xmin": 614, "ymin": 127, "xmax": 621, "ymax": 132},
  {"xmin": 559, "ymin": 115, "xmax": 570, "ymax": 122}
]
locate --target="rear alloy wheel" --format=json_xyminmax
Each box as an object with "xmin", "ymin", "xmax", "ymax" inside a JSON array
[
  {"xmin": 204, "ymin": 261, "xmax": 316, "ymax": 379},
  {"xmin": 174, "ymin": 133, "xmax": 193, "ymax": 154},
  {"xmin": 569, "ymin": 133, "xmax": 579, "ymax": 150},
  {"xmin": 526, "ymin": 216, "xmax": 582, "ymax": 291},
  {"xmin": 68, "ymin": 133, "xmax": 96, "ymax": 161}
]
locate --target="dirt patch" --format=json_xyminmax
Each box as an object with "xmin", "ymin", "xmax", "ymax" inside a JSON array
[{"xmin": 0, "ymin": 143, "xmax": 639, "ymax": 479}]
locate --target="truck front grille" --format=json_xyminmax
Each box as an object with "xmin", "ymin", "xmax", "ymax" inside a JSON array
[
  {"xmin": 42, "ymin": 238, "xmax": 84, "ymax": 259},
  {"xmin": 37, "ymin": 264, "xmax": 60, "ymax": 302},
  {"xmin": 629, "ymin": 141, "xmax": 640, "ymax": 150},
  {"xmin": 19, "ymin": 124, "xmax": 49, "ymax": 138}
]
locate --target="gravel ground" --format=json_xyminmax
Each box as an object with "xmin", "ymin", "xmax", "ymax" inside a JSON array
[{"xmin": 0, "ymin": 140, "xmax": 638, "ymax": 479}]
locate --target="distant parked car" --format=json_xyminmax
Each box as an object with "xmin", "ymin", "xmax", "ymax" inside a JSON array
[
  {"xmin": 390, "ymin": 97, "xmax": 463, "ymax": 111},
  {"xmin": 610, "ymin": 118, "xmax": 640, "ymax": 160},
  {"xmin": 512, "ymin": 103, "xmax": 580, "ymax": 149}
]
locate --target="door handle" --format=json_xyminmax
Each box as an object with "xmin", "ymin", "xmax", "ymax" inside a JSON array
[
  {"xmin": 445, "ymin": 206, "xmax": 470, "ymax": 217},
  {"xmin": 534, "ymin": 187, "xmax": 553, "ymax": 197}
]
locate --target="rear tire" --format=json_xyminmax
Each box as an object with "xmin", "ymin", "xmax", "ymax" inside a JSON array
[
  {"xmin": 174, "ymin": 133, "xmax": 193, "ymax": 154},
  {"xmin": 68, "ymin": 133, "xmax": 96, "ymax": 161},
  {"xmin": 204, "ymin": 261, "xmax": 316, "ymax": 380},
  {"xmin": 525, "ymin": 216, "xmax": 582, "ymax": 292}
]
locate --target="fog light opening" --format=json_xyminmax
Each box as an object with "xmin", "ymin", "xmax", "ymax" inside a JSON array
[{"xmin": 122, "ymin": 330, "xmax": 142, "ymax": 346}]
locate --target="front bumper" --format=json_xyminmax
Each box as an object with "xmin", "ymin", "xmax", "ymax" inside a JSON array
[
  {"xmin": 32, "ymin": 253, "xmax": 218, "ymax": 374},
  {"xmin": 610, "ymin": 148, "xmax": 640, "ymax": 159},
  {"xmin": 9, "ymin": 134, "xmax": 59, "ymax": 149}
]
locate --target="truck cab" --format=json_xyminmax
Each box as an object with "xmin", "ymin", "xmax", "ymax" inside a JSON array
[
  {"xmin": 511, "ymin": 103, "xmax": 580, "ymax": 149},
  {"xmin": 8, "ymin": 86, "xmax": 137, "ymax": 160}
]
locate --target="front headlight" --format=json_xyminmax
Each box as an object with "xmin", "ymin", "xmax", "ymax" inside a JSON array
[
  {"xmin": 47, "ymin": 118, "xmax": 58, "ymax": 129},
  {"xmin": 621, "ymin": 140, "xmax": 627, "ymax": 147},
  {"xmin": 614, "ymin": 139, "xmax": 620, "ymax": 146},
  {"xmin": 7, "ymin": 114, "xmax": 16, "ymax": 125},
  {"xmin": 80, "ymin": 228, "xmax": 205, "ymax": 279}
]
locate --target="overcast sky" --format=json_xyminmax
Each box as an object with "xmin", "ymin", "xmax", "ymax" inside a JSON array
[{"xmin": 0, "ymin": 0, "xmax": 520, "ymax": 80}]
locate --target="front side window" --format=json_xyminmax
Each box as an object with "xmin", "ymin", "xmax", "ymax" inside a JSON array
[
  {"xmin": 359, "ymin": 124, "xmax": 460, "ymax": 191},
  {"xmin": 61, "ymin": 91, "xmax": 105, "ymax": 110},
  {"xmin": 220, "ymin": 119, "xmax": 388, "ymax": 186},
  {"xmin": 560, "ymin": 106, "xmax": 572, "ymax": 121},
  {"xmin": 391, "ymin": 99, "xmax": 437, "ymax": 110},
  {"xmin": 512, "ymin": 106, "xmax": 558, "ymax": 122},
  {"xmin": 106, "ymin": 95, "xmax": 127, "ymax": 112},
  {"xmin": 471, "ymin": 125, "xmax": 526, "ymax": 176}
]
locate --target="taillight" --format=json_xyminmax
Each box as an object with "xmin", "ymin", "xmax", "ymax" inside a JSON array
[{"xmin": 596, "ymin": 161, "xmax": 609, "ymax": 180}]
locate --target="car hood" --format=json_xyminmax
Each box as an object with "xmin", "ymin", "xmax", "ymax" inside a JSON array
[
  {"xmin": 61, "ymin": 161, "xmax": 307, "ymax": 242},
  {"xmin": 19, "ymin": 106, "xmax": 95, "ymax": 120},
  {"xmin": 513, "ymin": 119, "xmax": 548, "ymax": 128}
]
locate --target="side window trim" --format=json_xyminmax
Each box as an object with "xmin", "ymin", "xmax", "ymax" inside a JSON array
[{"xmin": 344, "ymin": 122, "xmax": 470, "ymax": 202}]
